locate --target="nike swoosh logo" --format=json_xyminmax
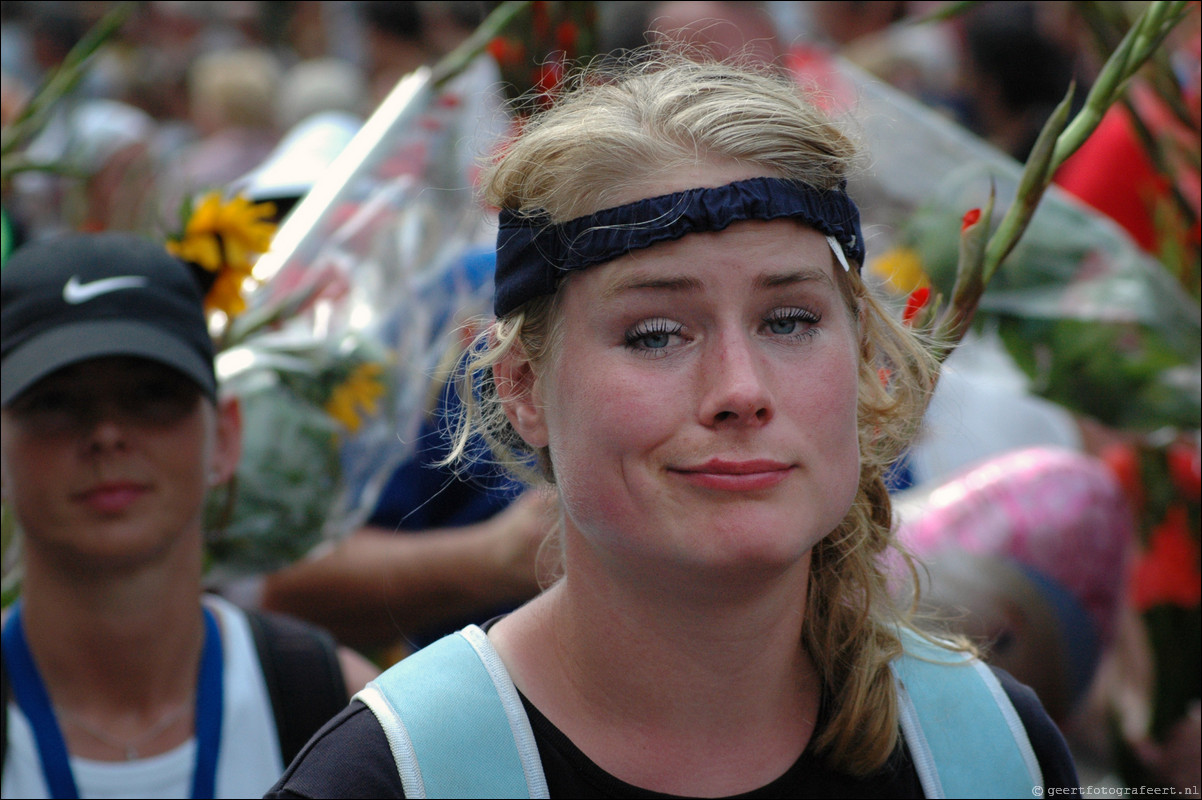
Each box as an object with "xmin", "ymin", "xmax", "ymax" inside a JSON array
[{"xmin": 63, "ymin": 275, "xmax": 150, "ymax": 304}]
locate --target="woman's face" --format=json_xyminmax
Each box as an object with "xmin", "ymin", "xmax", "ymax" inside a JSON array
[
  {"xmin": 0, "ymin": 357, "xmax": 239, "ymax": 573},
  {"xmin": 506, "ymin": 209, "xmax": 863, "ymax": 586}
]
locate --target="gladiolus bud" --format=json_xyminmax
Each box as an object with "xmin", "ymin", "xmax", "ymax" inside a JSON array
[
  {"xmin": 903, "ymin": 286, "xmax": 931, "ymax": 325},
  {"xmin": 961, "ymin": 208, "xmax": 982, "ymax": 231}
]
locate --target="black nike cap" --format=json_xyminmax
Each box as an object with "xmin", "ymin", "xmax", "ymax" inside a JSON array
[{"xmin": 1, "ymin": 232, "xmax": 217, "ymax": 406}]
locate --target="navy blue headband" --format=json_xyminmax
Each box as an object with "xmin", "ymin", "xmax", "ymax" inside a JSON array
[{"xmin": 494, "ymin": 176, "xmax": 864, "ymax": 317}]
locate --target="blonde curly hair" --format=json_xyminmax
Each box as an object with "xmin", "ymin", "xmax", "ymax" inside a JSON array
[{"xmin": 451, "ymin": 53, "xmax": 944, "ymax": 776}]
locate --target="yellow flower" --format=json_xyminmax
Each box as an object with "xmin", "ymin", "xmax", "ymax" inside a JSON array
[
  {"xmin": 324, "ymin": 363, "xmax": 386, "ymax": 433},
  {"xmin": 206, "ymin": 269, "xmax": 251, "ymax": 318},
  {"xmin": 166, "ymin": 192, "xmax": 277, "ymax": 318},
  {"xmin": 869, "ymin": 246, "xmax": 929, "ymax": 296}
]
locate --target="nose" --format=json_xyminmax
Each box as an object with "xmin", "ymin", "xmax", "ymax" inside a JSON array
[
  {"xmin": 80, "ymin": 401, "xmax": 131, "ymax": 455},
  {"xmin": 698, "ymin": 331, "xmax": 774, "ymax": 427}
]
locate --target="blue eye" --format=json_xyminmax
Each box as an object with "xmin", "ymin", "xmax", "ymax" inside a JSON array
[
  {"xmin": 625, "ymin": 319, "xmax": 683, "ymax": 353},
  {"xmin": 767, "ymin": 317, "xmax": 797, "ymax": 335},
  {"xmin": 640, "ymin": 332, "xmax": 672, "ymax": 349},
  {"xmin": 764, "ymin": 308, "xmax": 819, "ymax": 338}
]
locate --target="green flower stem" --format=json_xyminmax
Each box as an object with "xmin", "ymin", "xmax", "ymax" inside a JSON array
[
  {"xmin": 0, "ymin": 2, "xmax": 134, "ymax": 164},
  {"xmin": 932, "ymin": 186, "xmax": 996, "ymax": 357},
  {"xmin": 981, "ymin": 87, "xmax": 1073, "ymax": 283},
  {"xmin": 224, "ymin": 280, "xmax": 327, "ymax": 348},
  {"xmin": 934, "ymin": 0, "xmax": 1192, "ymax": 362},
  {"xmin": 1079, "ymin": 1, "xmax": 1196, "ymax": 134},
  {"xmin": 1052, "ymin": 1, "xmax": 1191, "ymax": 171},
  {"xmin": 430, "ymin": 1, "xmax": 532, "ymax": 89}
]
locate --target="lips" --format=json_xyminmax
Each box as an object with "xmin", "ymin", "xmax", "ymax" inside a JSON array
[
  {"xmin": 671, "ymin": 459, "xmax": 794, "ymax": 492},
  {"xmin": 76, "ymin": 482, "xmax": 149, "ymax": 514}
]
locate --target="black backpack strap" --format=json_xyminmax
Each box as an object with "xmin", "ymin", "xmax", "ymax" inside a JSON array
[{"xmin": 245, "ymin": 609, "xmax": 349, "ymax": 766}]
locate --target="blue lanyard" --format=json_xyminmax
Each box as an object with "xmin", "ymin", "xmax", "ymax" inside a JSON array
[{"xmin": 1, "ymin": 601, "xmax": 224, "ymax": 799}]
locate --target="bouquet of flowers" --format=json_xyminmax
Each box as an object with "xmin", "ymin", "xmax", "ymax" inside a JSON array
[
  {"xmin": 163, "ymin": 190, "xmax": 359, "ymax": 575},
  {"xmin": 855, "ymin": 2, "xmax": 1199, "ymax": 786},
  {"xmin": 881, "ymin": 164, "xmax": 1199, "ymax": 432},
  {"xmin": 188, "ymin": 55, "xmax": 505, "ymax": 577},
  {"xmin": 198, "ymin": 0, "xmax": 590, "ymax": 576},
  {"xmin": 866, "ymin": 2, "xmax": 1198, "ymax": 422}
]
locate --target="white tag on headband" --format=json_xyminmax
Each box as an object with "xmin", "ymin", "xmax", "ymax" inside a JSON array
[{"xmin": 827, "ymin": 235, "xmax": 851, "ymax": 272}]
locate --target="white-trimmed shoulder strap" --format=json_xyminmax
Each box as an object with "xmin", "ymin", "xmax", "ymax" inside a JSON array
[
  {"xmin": 891, "ymin": 629, "xmax": 1043, "ymax": 799},
  {"xmin": 354, "ymin": 625, "xmax": 549, "ymax": 799}
]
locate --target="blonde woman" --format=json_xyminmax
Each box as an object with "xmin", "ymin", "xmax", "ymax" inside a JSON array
[{"xmin": 268, "ymin": 56, "xmax": 1077, "ymax": 799}]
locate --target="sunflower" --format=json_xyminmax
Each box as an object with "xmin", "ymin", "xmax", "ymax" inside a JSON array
[
  {"xmin": 166, "ymin": 192, "xmax": 277, "ymax": 317},
  {"xmin": 324, "ymin": 362, "xmax": 387, "ymax": 433}
]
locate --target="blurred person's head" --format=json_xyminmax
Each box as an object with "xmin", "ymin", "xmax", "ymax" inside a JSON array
[
  {"xmin": 1, "ymin": 69, "xmax": 31, "ymax": 129},
  {"xmin": 2, "ymin": 232, "xmax": 239, "ymax": 571},
  {"xmin": 362, "ymin": 1, "xmax": 428, "ymax": 105},
  {"xmin": 898, "ymin": 447, "xmax": 1135, "ymax": 722},
  {"xmin": 28, "ymin": 8, "xmax": 87, "ymax": 73},
  {"xmin": 188, "ymin": 47, "xmax": 282, "ymax": 135},
  {"xmin": 275, "ymin": 57, "xmax": 369, "ymax": 132},
  {"xmin": 805, "ymin": 1, "xmax": 907, "ymax": 48},
  {"xmin": 66, "ymin": 99, "xmax": 160, "ymax": 232},
  {"xmin": 648, "ymin": 1, "xmax": 782, "ymax": 66},
  {"xmin": 960, "ymin": 1, "xmax": 1078, "ymax": 159}
]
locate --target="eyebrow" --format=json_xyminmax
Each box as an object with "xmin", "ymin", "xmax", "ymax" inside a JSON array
[{"xmin": 601, "ymin": 267, "xmax": 832, "ymax": 300}]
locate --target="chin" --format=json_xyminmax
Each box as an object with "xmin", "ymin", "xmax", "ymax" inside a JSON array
[{"xmin": 681, "ymin": 517, "xmax": 820, "ymax": 575}]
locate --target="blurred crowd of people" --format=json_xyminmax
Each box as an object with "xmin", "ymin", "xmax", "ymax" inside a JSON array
[
  {"xmin": 2, "ymin": 0, "xmax": 1139, "ymax": 245},
  {"xmin": 1, "ymin": 1, "xmax": 489, "ymax": 241}
]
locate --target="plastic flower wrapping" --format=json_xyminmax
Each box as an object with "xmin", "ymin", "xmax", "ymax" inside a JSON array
[
  {"xmin": 876, "ymin": 166, "xmax": 1199, "ymax": 431},
  {"xmin": 826, "ymin": 58, "xmax": 1200, "ymax": 434},
  {"xmin": 200, "ymin": 62, "xmax": 504, "ymax": 579}
]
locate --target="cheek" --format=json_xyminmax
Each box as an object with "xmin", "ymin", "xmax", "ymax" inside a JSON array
[
  {"xmin": 542, "ymin": 359, "xmax": 668, "ymax": 509},
  {"xmin": 0, "ymin": 431, "xmax": 52, "ymax": 493},
  {"xmin": 0, "ymin": 435, "xmax": 73, "ymax": 534},
  {"xmin": 802, "ymin": 352, "xmax": 862, "ymax": 499},
  {"xmin": 156, "ymin": 417, "xmax": 218, "ymax": 498}
]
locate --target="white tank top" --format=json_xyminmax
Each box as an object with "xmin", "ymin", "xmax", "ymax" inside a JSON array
[{"xmin": 2, "ymin": 595, "xmax": 286, "ymax": 799}]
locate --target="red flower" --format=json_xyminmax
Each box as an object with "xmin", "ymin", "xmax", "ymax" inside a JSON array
[
  {"xmin": 961, "ymin": 208, "xmax": 982, "ymax": 231},
  {"xmin": 1101, "ymin": 442, "xmax": 1145, "ymax": 510},
  {"xmin": 1130, "ymin": 505, "xmax": 1202, "ymax": 611},
  {"xmin": 1167, "ymin": 441, "xmax": 1202, "ymax": 503},
  {"xmin": 486, "ymin": 37, "xmax": 526, "ymax": 66},
  {"xmin": 556, "ymin": 20, "xmax": 579, "ymax": 55},
  {"xmin": 902, "ymin": 286, "xmax": 931, "ymax": 325}
]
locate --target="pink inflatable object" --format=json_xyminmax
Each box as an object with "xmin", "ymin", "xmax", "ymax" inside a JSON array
[{"xmin": 898, "ymin": 446, "xmax": 1136, "ymax": 645}]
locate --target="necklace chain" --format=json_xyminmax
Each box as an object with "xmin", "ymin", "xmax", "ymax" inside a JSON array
[{"xmin": 57, "ymin": 699, "xmax": 193, "ymax": 761}]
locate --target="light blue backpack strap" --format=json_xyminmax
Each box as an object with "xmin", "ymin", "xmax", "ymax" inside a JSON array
[
  {"xmin": 890, "ymin": 630, "xmax": 1042, "ymax": 799},
  {"xmin": 353, "ymin": 625, "xmax": 549, "ymax": 799}
]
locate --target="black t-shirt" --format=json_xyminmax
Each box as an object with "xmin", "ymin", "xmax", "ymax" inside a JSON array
[{"xmin": 265, "ymin": 666, "xmax": 1078, "ymax": 798}]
